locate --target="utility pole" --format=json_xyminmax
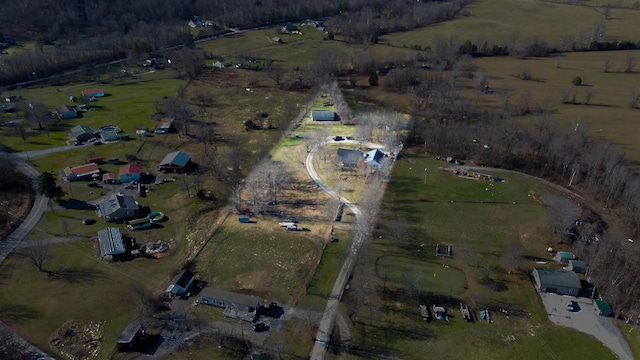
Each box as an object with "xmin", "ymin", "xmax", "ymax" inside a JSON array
[{"xmin": 424, "ymin": 167, "xmax": 428, "ymax": 184}]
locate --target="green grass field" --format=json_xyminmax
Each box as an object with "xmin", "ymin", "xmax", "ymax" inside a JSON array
[{"xmin": 340, "ymin": 151, "xmax": 621, "ymax": 359}]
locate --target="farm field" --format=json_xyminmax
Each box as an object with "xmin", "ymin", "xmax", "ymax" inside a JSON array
[{"xmin": 337, "ymin": 151, "xmax": 626, "ymax": 359}]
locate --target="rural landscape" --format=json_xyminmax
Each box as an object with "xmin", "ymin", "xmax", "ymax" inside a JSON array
[{"xmin": 1, "ymin": 0, "xmax": 640, "ymax": 359}]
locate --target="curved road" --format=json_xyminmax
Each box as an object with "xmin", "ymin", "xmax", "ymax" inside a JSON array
[{"xmin": 306, "ymin": 139, "xmax": 391, "ymax": 360}]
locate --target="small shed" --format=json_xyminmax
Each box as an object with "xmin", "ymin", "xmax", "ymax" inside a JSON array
[
  {"xmin": 102, "ymin": 173, "xmax": 117, "ymax": 184},
  {"xmin": 56, "ymin": 105, "xmax": 78, "ymax": 119},
  {"xmin": 119, "ymin": 164, "xmax": 142, "ymax": 183},
  {"xmin": 117, "ymin": 323, "xmax": 144, "ymax": 348},
  {"xmin": 311, "ymin": 110, "xmax": 336, "ymax": 121},
  {"xmin": 532, "ymin": 267, "xmax": 581, "ymax": 296},
  {"xmin": 213, "ymin": 60, "xmax": 230, "ymax": 69},
  {"xmin": 165, "ymin": 269, "xmax": 195, "ymax": 296},
  {"xmin": 97, "ymin": 227, "xmax": 126, "ymax": 257},
  {"xmin": 564, "ymin": 260, "xmax": 587, "ymax": 274},
  {"xmin": 554, "ymin": 251, "xmax": 576, "ymax": 264}
]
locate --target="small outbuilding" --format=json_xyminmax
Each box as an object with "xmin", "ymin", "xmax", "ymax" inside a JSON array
[
  {"xmin": 100, "ymin": 130, "xmax": 119, "ymax": 142},
  {"xmin": 165, "ymin": 269, "xmax": 196, "ymax": 296},
  {"xmin": 595, "ymin": 299, "xmax": 612, "ymax": 317},
  {"xmin": 119, "ymin": 164, "xmax": 141, "ymax": 183},
  {"xmin": 532, "ymin": 267, "xmax": 581, "ymax": 296},
  {"xmin": 554, "ymin": 251, "xmax": 576, "ymax": 264},
  {"xmin": 364, "ymin": 149, "xmax": 386, "ymax": 168},
  {"xmin": 311, "ymin": 109, "xmax": 336, "ymax": 121},
  {"xmin": 117, "ymin": 323, "xmax": 144, "ymax": 348},
  {"xmin": 97, "ymin": 227, "xmax": 126, "ymax": 257},
  {"xmin": 213, "ymin": 60, "xmax": 230, "ymax": 69},
  {"xmin": 56, "ymin": 105, "xmax": 78, "ymax": 119},
  {"xmin": 159, "ymin": 150, "xmax": 192, "ymax": 173},
  {"xmin": 564, "ymin": 260, "xmax": 587, "ymax": 274}
]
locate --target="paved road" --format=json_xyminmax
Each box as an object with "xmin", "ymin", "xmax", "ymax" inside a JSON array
[
  {"xmin": 306, "ymin": 140, "xmax": 391, "ymax": 360},
  {"xmin": 540, "ymin": 293, "xmax": 633, "ymax": 360}
]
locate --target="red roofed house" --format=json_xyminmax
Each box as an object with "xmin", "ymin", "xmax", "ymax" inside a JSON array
[
  {"xmin": 159, "ymin": 151, "xmax": 192, "ymax": 173},
  {"xmin": 82, "ymin": 88, "xmax": 105, "ymax": 98},
  {"xmin": 119, "ymin": 164, "xmax": 142, "ymax": 183},
  {"xmin": 63, "ymin": 163, "xmax": 100, "ymax": 181}
]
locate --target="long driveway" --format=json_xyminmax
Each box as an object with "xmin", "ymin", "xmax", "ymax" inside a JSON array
[{"xmin": 306, "ymin": 139, "xmax": 391, "ymax": 360}]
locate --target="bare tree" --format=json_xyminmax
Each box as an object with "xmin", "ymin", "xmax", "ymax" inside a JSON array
[
  {"xmin": 630, "ymin": 86, "xmax": 640, "ymax": 108},
  {"xmin": 501, "ymin": 238, "xmax": 523, "ymax": 273},
  {"xmin": 603, "ymin": 54, "xmax": 614, "ymax": 73},
  {"xmin": 26, "ymin": 239, "xmax": 51, "ymax": 273},
  {"xmin": 624, "ymin": 53, "xmax": 636, "ymax": 73},
  {"xmin": 544, "ymin": 194, "xmax": 581, "ymax": 242},
  {"xmin": 584, "ymin": 87, "xmax": 595, "ymax": 105}
]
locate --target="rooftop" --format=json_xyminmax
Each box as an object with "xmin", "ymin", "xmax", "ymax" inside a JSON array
[
  {"xmin": 534, "ymin": 267, "xmax": 581, "ymax": 289},
  {"xmin": 199, "ymin": 287, "xmax": 262, "ymax": 308},
  {"xmin": 159, "ymin": 151, "xmax": 192, "ymax": 167},
  {"xmin": 97, "ymin": 227, "xmax": 125, "ymax": 257}
]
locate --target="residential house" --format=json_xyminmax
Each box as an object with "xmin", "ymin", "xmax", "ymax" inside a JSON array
[
  {"xmin": 159, "ymin": 151, "xmax": 192, "ymax": 173},
  {"xmin": 62, "ymin": 163, "xmax": 100, "ymax": 181},
  {"xmin": 98, "ymin": 193, "xmax": 139, "ymax": 222},
  {"xmin": 69, "ymin": 125, "xmax": 96, "ymax": 142},
  {"xmin": 532, "ymin": 267, "xmax": 581, "ymax": 296},
  {"xmin": 554, "ymin": 251, "xmax": 576, "ymax": 264},
  {"xmin": 97, "ymin": 227, "xmax": 126, "ymax": 257},
  {"xmin": 199, "ymin": 287, "xmax": 261, "ymax": 312},
  {"xmin": 119, "ymin": 164, "xmax": 141, "ymax": 183},
  {"xmin": 337, "ymin": 148, "xmax": 363, "ymax": 168},
  {"xmin": 282, "ymin": 24, "xmax": 298, "ymax": 32},
  {"xmin": 364, "ymin": 149, "xmax": 386, "ymax": 168},
  {"xmin": 564, "ymin": 260, "xmax": 587, "ymax": 274},
  {"xmin": 100, "ymin": 130, "xmax": 119, "ymax": 142},
  {"xmin": 117, "ymin": 323, "xmax": 144, "ymax": 348},
  {"xmin": 165, "ymin": 269, "xmax": 195, "ymax": 296},
  {"xmin": 82, "ymin": 88, "xmax": 105, "ymax": 98},
  {"xmin": 213, "ymin": 60, "xmax": 230, "ymax": 69},
  {"xmin": 311, "ymin": 109, "xmax": 335, "ymax": 121},
  {"xmin": 56, "ymin": 105, "xmax": 78, "ymax": 119}
]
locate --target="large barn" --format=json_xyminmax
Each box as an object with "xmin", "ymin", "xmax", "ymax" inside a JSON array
[
  {"xmin": 158, "ymin": 151, "xmax": 192, "ymax": 173},
  {"xmin": 532, "ymin": 267, "xmax": 581, "ymax": 296}
]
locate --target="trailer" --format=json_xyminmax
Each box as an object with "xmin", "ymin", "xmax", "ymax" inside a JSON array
[{"xmin": 128, "ymin": 218, "xmax": 151, "ymax": 230}]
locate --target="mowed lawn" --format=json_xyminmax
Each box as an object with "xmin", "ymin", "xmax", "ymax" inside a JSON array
[
  {"xmin": 0, "ymin": 237, "xmax": 189, "ymax": 359},
  {"xmin": 380, "ymin": 0, "xmax": 640, "ymax": 49},
  {"xmin": 342, "ymin": 151, "xmax": 618, "ymax": 360}
]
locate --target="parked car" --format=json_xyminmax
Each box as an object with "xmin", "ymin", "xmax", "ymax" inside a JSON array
[
  {"xmin": 346, "ymin": 136, "xmax": 354, "ymax": 140},
  {"xmin": 333, "ymin": 136, "xmax": 344, "ymax": 141},
  {"xmin": 252, "ymin": 323, "xmax": 268, "ymax": 332},
  {"xmin": 73, "ymin": 140, "xmax": 83, "ymax": 146},
  {"xmin": 88, "ymin": 181, "xmax": 102, "ymax": 188},
  {"xmin": 82, "ymin": 218, "xmax": 96, "ymax": 225},
  {"xmin": 91, "ymin": 139, "xmax": 102, "ymax": 145}
]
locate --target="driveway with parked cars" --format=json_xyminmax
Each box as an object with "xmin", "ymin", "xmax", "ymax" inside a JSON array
[{"xmin": 540, "ymin": 292, "xmax": 633, "ymax": 360}]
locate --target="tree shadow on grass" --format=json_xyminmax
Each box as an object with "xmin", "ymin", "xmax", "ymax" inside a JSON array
[
  {"xmin": 46, "ymin": 266, "xmax": 106, "ymax": 284},
  {"xmin": 0, "ymin": 304, "xmax": 42, "ymax": 324}
]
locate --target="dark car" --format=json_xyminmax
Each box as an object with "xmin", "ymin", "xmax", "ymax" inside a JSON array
[
  {"xmin": 346, "ymin": 136, "xmax": 354, "ymax": 140},
  {"xmin": 252, "ymin": 323, "xmax": 268, "ymax": 332},
  {"xmin": 333, "ymin": 136, "xmax": 344, "ymax": 141},
  {"xmin": 73, "ymin": 140, "xmax": 83, "ymax": 146},
  {"xmin": 83, "ymin": 218, "xmax": 96, "ymax": 225},
  {"xmin": 88, "ymin": 181, "xmax": 102, "ymax": 187}
]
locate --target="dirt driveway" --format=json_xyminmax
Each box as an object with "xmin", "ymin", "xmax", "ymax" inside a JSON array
[{"xmin": 540, "ymin": 292, "xmax": 633, "ymax": 359}]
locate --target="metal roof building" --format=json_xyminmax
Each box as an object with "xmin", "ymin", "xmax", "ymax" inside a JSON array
[
  {"xmin": 97, "ymin": 227, "xmax": 126, "ymax": 257},
  {"xmin": 159, "ymin": 151, "xmax": 192, "ymax": 173},
  {"xmin": 311, "ymin": 110, "xmax": 336, "ymax": 121},
  {"xmin": 98, "ymin": 193, "xmax": 139, "ymax": 222}
]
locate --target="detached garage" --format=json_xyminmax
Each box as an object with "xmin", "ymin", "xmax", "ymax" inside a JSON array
[{"xmin": 532, "ymin": 267, "xmax": 581, "ymax": 296}]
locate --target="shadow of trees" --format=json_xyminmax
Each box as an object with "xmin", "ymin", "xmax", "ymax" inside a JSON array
[
  {"xmin": 46, "ymin": 266, "xmax": 106, "ymax": 284},
  {"xmin": 0, "ymin": 304, "xmax": 42, "ymax": 324}
]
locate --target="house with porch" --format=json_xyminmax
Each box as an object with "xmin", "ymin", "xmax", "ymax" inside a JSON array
[
  {"xmin": 69, "ymin": 125, "xmax": 96, "ymax": 142},
  {"xmin": 119, "ymin": 164, "xmax": 141, "ymax": 183},
  {"xmin": 532, "ymin": 267, "xmax": 581, "ymax": 296},
  {"xmin": 98, "ymin": 193, "xmax": 139, "ymax": 222},
  {"xmin": 56, "ymin": 105, "xmax": 78, "ymax": 119}
]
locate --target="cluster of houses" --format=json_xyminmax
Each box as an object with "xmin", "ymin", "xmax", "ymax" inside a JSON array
[
  {"xmin": 55, "ymin": 88, "xmax": 105, "ymax": 120},
  {"xmin": 532, "ymin": 251, "xmax": 612, "ymax": 316}
]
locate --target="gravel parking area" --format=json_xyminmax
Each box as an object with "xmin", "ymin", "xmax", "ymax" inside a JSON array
[{"xmin": 540, "ymin": 292, "xmax": 633, "ymax": 360}]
